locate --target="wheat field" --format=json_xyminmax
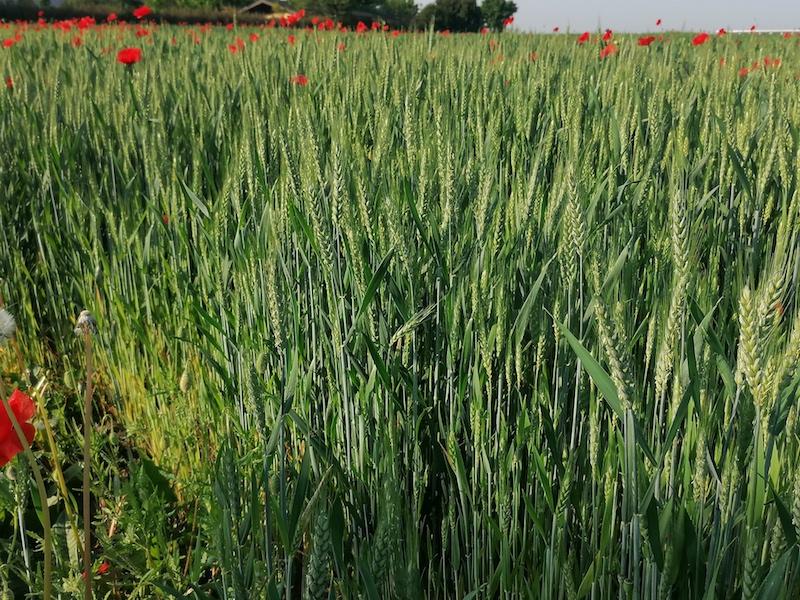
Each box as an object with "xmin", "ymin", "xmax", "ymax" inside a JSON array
[{"xmin": 2, "ymin": 21, "xmax": 800, "ymax": 599}]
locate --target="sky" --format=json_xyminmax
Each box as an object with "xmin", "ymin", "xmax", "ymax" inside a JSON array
[{"xmin": 424, "ymin": 1, "xmax": 800, "ymax": 33}]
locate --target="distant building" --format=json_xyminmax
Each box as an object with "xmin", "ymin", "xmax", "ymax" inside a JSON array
[{"xmin": 238, "ymin": 0, "xmax": 294, "ymax": 19}]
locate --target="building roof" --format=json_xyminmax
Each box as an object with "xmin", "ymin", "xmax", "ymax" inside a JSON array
[{"xmin": 239, "ymin": 0, "xmax": 293, "ymax": 14}]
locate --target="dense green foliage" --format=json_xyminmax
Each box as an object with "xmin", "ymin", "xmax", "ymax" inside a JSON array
[
  {"xmin": 414, "ymin": 0, "xmax": 482, "ymax": 31},
  {"xmin": 379, "ymin": 0, "xmax": 417, "ymax": 24},
  {"xmin": 480, "ymin": 0, "xmax": 516, "ymax": 32},
  {"xmin": 2, "ymin": 24, "xmax": 800, "ymax": 599},
  {"xmin": 295, "ymin": 0, "xmax": 375, "ymax": 21},
  {"xmin": 413, "ymin": 0, "xmax": 518, "ymax": 32}
]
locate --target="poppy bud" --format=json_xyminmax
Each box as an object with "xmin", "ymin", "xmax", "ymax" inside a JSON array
[
  {"xmin": 256, "ymin": 351, "xmax": 268, "ymax": 374},
  {"xmin": 179, "ymin": 367, "xmax": 193, "ymax": 393}
]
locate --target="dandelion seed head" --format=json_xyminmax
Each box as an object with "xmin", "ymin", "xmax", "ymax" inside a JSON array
[
  {"xmin": 0, "ymin": 309, "xmax": 16, "ymax": 345},
  {"xmin": 74, "ymin": 309, "xmax": 97, "ymax": 336}
]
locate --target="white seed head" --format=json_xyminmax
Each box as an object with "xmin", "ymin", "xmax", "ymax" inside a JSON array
[
  {"xmin": 0, "ymin": 309, "xmax": 16, "ymax": 346},
  {"xmin": 74, "ymin": 310, "xmax": 97, "ymax": 336}
]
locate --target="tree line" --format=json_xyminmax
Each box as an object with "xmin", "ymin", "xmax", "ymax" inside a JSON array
[
  {"xmin": 414, "ymin": 0, "xmax": 517, "ymax": 32},
  {"xmin": 285, "ymin": 0, "xmax": 517, "ymax": 31},
  {"xmin": 12, "ymin": 0, "xmax": 517, "ymax": 32}
]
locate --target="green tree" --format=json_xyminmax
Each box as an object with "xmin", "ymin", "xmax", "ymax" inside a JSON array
[
  {"xmin": 380, "ymin": 0, "xmax": 418, "ymax": 25},
  {"xmin": 412, "ymin": 0, "xmax": 481, "ymax": 32},
  {"xmin": 412, "ymin": 3, "xmax": 436, "ymax": 28},
  {"xmin": 296, "ymin": 0, "xmax": 377, "ymax": 21},
  {"xmin": 481, "ymin": 0, "xmax": 517, "ymax": 31}
]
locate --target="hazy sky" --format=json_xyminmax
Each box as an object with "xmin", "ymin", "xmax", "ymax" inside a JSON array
[
  {"xmin": 512, "ymin": 0, "xmax": 800, "ymax": 32},
  {"xmin": 424, "ymin": 1, "xmax": 800, "ymax": 33}
]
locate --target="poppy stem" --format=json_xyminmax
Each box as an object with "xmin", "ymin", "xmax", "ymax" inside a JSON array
[
  {"xmin": 82, "ymin": 332, "xmax": 95, "ymax": 600},
  {"xmin": 0, "ymin": 382, "xmax": 52, "ymax": 600},
  {"xmin": 39, "ymin": 397, "xmax": 85, "ymax": 559}
]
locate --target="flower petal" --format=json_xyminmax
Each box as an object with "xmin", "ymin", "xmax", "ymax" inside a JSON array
[{"xmin": 9, "ymin": 389, "xmax": 35, "ymax": 422}]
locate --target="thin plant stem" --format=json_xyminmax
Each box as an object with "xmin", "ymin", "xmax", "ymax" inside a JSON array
[
  {"xmin": 38, "ymin": 396, "xmax": 84, "ymax": 558},
  {"xmin": 81, "ymin": 332, "xmax": 95, "ymax": 600}
]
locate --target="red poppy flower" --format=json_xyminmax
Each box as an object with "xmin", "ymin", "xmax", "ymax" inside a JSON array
[
  {"xmin": 77, "ymin": 17, "xmax": 95, "ymax": 30},
  {"xmin": 391, "ymin": 30, "xmax": 400, "ymax": 38},
  {"xmin": 2, "ymin": 38, "xmax": 16, "ymax": 49},
  {"xmin": 117, "ymin": 47, "xmax": 142, "ymax": 65},
  {"xmin": 383, "ymin": 24, "xmax": 389, "ymax": 32},
  {"xmin": 692, "ymin": 32, "xmax": 709, "ymax": 46},
  {"xmin": 599, "ymin": 43, "xmax": 617, "ymax": 58},
  {"xmin": 0, "ymin": 389, "xmax": 36, "ymax": 467},
  {"xmin": 602, "ymin": 29, "xmax": 613, "ymax": 42},
  {"xmin": 4, "ymin": 76, "xmax": 12, "ymax": 89},
  {"xmin": 784, "ymin": 32, "xmax": 792, "ymax": 39},
  {"xmin": 656, "ymin": 19, "xmax": 662, "ymax": 26},
  {"xmin": 311, "ymin": 17, "xmax": 319, "ymax": 25},
  {"xmin": 135, "ymin": 28, "xmax": 149, "ymax": 38},
  {"xmin": 228, "ymin": 44, "xmax": 238, "ymax": 54},
  {"xmin": 371, "ymin": 22, "xmax": 381, "ymax": 31},
  {"xmin": 107, "ymin": 13, "xmax": 117, "ymax": 23},
  {"xmin": 638, "ymin": 36, "xmax": 655, "ymax": 46},
  {"xmin": 249, "ymin": 33, "xmax": 259, "ymax": 42},
  {"xmin": 97, "ymin": 562, "xmax": 110, "ymax": 575},
  {"xmin": 72, "ymin": 36, "xmax": 83, "ymax": 47},
  {"xmin": 338, "ymin": 42, "xmax": 346, "ymax": 52},
  {"xmin": 288, "ymin": 34, "xmax": 295, "ymax": 45},
  {"xmin": 480, "ymin": 27, "xmax": 489, "ymax": 35},
  {"xmin": 356, "ymin": 21, "xmax": 368, "ymax": 33},
  {"xmin": 503, "ymin": 16, "xmax": 514, "ymax": 27},
  {"xmin": 577, "ymin": 31, "xmax": 590, "ymax": 45},
  {"xmin": 291, "ymin": 74, "xmax": 308, "ymax": 86},
  {"xmin": 717, "ymin": 28, "xmax": 726, "ymax": 36},
  {"xmin": 132, "ymin": 6, "xmax": 152, "ymax": 20},
  {"xmin": 226, "ymin": 23, "xmax": 234, "ymax": 31},
  {"xmin": 738, "ymin": 67, "xmax": 749, "ymax": 77},
  {"xmin": 285, "ymin": 9, "xmax": 304, "ymax": 26},
  {"xmin": 37, "ymin": 10, "xmax": 44, "ymax": 17},
  {"xmin": 749, "ymin": 24, "xmax": 756, "ymax": 31}
]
